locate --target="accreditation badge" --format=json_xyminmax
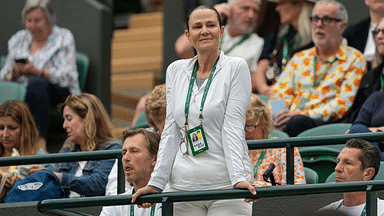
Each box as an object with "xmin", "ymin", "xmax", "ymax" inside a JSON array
[{"xmin": 186, "ymin": 125, "xmax": 209, "ymax": 156}]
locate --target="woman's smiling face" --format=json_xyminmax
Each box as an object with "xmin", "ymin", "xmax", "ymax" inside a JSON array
[{"xmin": 186, "ymin": 8, "xmax": 224, "ymax": 52}]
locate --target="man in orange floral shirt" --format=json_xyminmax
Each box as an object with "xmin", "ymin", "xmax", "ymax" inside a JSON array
[{"xmin": 270, "ymin": 0, "xmax": 367, "ymax": 137}]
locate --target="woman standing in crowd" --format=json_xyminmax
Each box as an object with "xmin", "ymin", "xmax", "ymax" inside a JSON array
[
  {"xmin": 30, "ymin": 93, "xmax": 121, "ymax": 197},
  {"xmin": 0, "ymin": 0, "xmax": 80, "ymax": 151},
  {"xmin": 253, "ymin": 0, "xmax": 315, "ymax": 94},
  {"xmin": 132, "ymin": 5, "xmax": 256, "ymax": 215},
  {"xmin": 245, "ymin": 94, "xmax": 305, "ymax": 185},
  {"xmin": 0, "ymin": 100, "xmax": 44, "ymax": 200}
]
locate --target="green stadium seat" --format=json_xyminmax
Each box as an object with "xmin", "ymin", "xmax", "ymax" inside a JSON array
[
  {"xmin": 304, "ymin": 167, "xmax": 319, "ymax": 184},
  {"xmin": 297, "ymin": 123, "xmax": 352, "ymax": 151},
  {"xmin": 256, "ymin": 94, "xmax": 269, "ymax": 104},
  {"xmin": 269, "ymin": 129, "xmax": 289, "ymax": 138},
  {"xmin": 131, "ymin": 111, "xmax": 150, "ymax": 129},
  {"xmin": 0, "ymin": 56, "xmax": 6, "ymax": 69},
  {"xmin": 325, "ymin": 171, "xmax": 336, "ymax": 183},
  {"xmin": 299, "ymin": 146, "xmax": 339, "ymax": 183},
  {"xmin": 76, "ymin": 52, "xmax": 90, "ymax": 92},
  {"xmin": 0, "ymin": 82, "xmax": 27, "ymax": 104}
]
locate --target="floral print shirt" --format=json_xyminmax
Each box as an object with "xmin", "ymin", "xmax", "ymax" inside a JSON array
[
  {"xmin": 270, "ymin": 39, "xmax": 366, "ymax": 121},
  {"xmin": 0, "ymin": 25, "xmax": 80, "ymax": 95},
  {"xmin": 249, "ymin": 147, "xmax": 306, "ymax": 185}
]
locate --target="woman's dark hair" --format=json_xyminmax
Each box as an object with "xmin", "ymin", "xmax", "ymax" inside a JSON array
[{"xmin": 186, "ymin": 5, "xmax": 223, "ymax": 30}]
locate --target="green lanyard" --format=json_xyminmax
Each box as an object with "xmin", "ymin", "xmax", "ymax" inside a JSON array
[
  {"xmin": 219, "ymin": 33, "xmax": 251, "ymax": 55},
  {"xmin": 297, "ymin": 55, "xmax": 336, "ymax": 109},
  {"xmin": 312, "ymin": 56, "xmax": 335, "ymax": 88},
  {"xmin": 184, "ymin": 57, "xmax": 219, "ymax": 127},
  {"xmin": 130, "ymin": 189, "xmax": 156, "ymax": 216},
  {"xmin": 252, "ymin": 135, "xmax": 271, "ymax": 176},
  {"xmin": 380, "ymin": 72, "xmax": 384, "ymax": 90},
  {"xmin": 281, "ymin": 34, "xmax": 301, "ymax": 70},
  {"xmin": 253, "ymin": 149, "xmax": 266, "ymax": 177},
  {"xmin": 130, "ymin": 204, "xmax": 156, "ymax": 216},
  {"xmin": 336, "ymin": 201, "xmax": 366, "ymax": 216}
]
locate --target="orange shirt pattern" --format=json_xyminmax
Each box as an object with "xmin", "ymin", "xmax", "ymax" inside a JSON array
[
  {"xmin": 248, "ymin": 147, "xmax": 306, "ymax": 185},
  {"xmin": 270, "ymin": 39, "xmax": 367, "ymax": 121}
]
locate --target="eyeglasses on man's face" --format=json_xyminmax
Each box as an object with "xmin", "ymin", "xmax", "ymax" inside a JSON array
[
  {"xmin": 373, "ymin": 29, "xmax": 384, "ymax": 37},
  {"xmin": 309, "ymin": 15, "xmax": 342, "ymax": 26}
]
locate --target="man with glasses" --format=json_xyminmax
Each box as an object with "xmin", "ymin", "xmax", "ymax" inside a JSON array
[
  {"xmin": 269, "ymin": 0, "xmax": 367, "ymax": 137},
  {"xmin": 343, "ymin": 0, "xmax": 384, "ymax": 70},
  {"xmin": 318, "ymin": 139, "xmax": 384, "ymax": 216}
]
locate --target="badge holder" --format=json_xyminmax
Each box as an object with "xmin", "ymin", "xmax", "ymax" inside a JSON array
[{"xmin": 186, "ymin": 125, "xmax": 209, "ymax": 156}]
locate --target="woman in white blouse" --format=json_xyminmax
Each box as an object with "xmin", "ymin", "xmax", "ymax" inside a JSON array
[
  {"xmin": 132, "ymin": 5, "xmax": 256, "ymax": 216},
  {"xmin": 0, "ymin": 0, "xmax": 80, "ymax": 151}
]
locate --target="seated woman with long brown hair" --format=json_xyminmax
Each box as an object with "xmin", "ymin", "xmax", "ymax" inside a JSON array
[
  {"xmin": 30, "ymin": 93, "xmax": 121, "ymax": 197},
  {"xmin": 0, "ymin": 100, "xmax": 45, "ymax": 200}
]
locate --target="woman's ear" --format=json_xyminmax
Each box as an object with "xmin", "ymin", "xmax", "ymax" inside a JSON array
[
  {"xmin": 185, "ymin": 30, "xmax": 191, "ymax": 43},
  {"xmin": 220, "ymin": 26, "xmax": 224, "ymax": 38}
]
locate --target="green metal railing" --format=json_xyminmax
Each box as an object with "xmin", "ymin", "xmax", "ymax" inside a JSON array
[
  {"xmin": 37, "ymin": 180, "xmax": 384, "ymax": 216},
  {"xmin": 0, "ymin": 149, "xmax": 124, "ymax": 194},
  {"xmin": 1, "ymin": 132, "xmax": 384, "ymax": 215},
  {"xmin": 247, "ymin": 132, "xmax": 384, "ymax": 185}
]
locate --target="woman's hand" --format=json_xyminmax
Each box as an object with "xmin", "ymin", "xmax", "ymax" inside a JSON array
[
  {"xmin": 243, "ymin": 181, "xmax": 268, "ymax": 203},
  {"xmin": 3, "ymin": 173, "xmax": 20, "ymax": 189},
  {"xmin": 131, "ymin": 185, "xmax": 159, "ymax": 208},
  {"xmin": 234, "ymin": 181, "xmax": 260, "ymax": 203},
  {"xmin": 29, "ymin": 164, "xmax": 47, "ymax": 175},
  {"xmin": 12, "ymin": 60, "xmax": 41, "ymax": 77},
  {"xmin": 273, "ymin": 110, "xmax": 296, "ymax": 129}
]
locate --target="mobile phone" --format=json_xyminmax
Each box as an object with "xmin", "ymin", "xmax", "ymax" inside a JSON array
[
  {"xmin": 270, "ymin": 99, "xmax": 286, "ymax": 120},
  {"xmin": 15, "ymin": 58, "xmax": 27, "ymax": 64}
]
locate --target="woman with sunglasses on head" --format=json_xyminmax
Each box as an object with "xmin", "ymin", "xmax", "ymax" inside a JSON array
[
  {"xmin": 344, "ymin": 17, "xmax": 384, "ymax": 123},
  {"xmin": 245, "ymin": 94, "xmax": 305, "ymax": 186},
  {"xmin": 132, "ymin": 5, "xmax": 256, "ymax": 215},
  {"xmin": 29, "ymin": 93, "xmax": 121, "ymax": 197},
  {"xmin": 253, "ymin": 0, "xmax": 316, "ymax": 95}
]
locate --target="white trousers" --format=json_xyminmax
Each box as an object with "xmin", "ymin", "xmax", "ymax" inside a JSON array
[{"xmin": 173, "ymin": 199, "xmax": 252, "ymax": 216}]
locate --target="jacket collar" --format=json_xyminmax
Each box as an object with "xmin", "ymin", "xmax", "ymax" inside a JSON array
[{"xmin": 183, "ymin": 51, "xmax": 224, "ymax": 77}]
